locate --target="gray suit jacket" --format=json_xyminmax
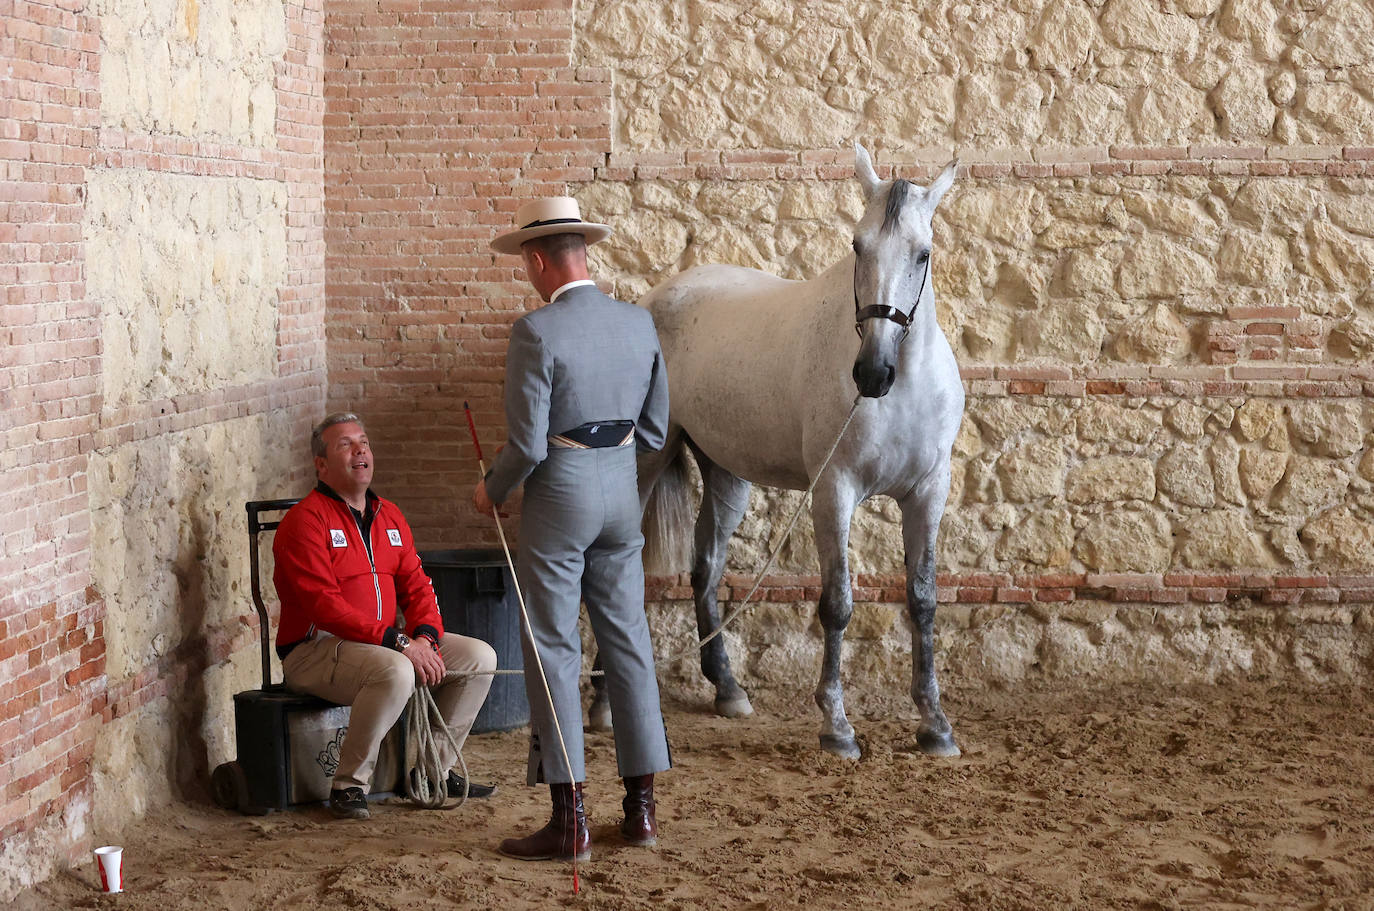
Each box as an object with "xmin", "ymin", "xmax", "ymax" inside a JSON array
[{"xmin": 485, "ymin": 284, "xmax": 670, "ymax": 504}]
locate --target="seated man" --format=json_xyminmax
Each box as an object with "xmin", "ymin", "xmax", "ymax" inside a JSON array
[{"xmin": 273, "ymin": 412, "xmax": 498, "ymax": 819}]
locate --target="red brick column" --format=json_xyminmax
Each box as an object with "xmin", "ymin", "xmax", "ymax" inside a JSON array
[{"xmin": 0, "ymin": 0, "xmax": 103, "ymax": 866}]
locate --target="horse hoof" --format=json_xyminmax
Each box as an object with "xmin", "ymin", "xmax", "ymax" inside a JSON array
[
  {"xmin": 916, "ymin": 728, "xmax": 961, "ymax": 758},
  {"xmin": 819, "ymin": 734, "xmax": 861, "ymax": 760},
  {"xmin": 714, "ymin": 694, "xmax": 754, "ymax": 718},
  {"xmin": 587, "ymin": 703, "xmax": 613, "ymax": 732}
]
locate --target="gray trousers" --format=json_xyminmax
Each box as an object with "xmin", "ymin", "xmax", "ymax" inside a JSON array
[{"xmin": 517, "ymin": 444, "xmax": 671, "ymax": 784}]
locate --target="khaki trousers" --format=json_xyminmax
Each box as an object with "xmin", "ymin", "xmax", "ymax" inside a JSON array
[{"xmin": 282, "ymin": 633, "xmax": 497, "ymax": 792}]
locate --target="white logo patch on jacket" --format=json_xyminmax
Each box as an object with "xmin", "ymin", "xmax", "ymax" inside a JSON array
[
  {"xmin": 387, "ymin": 528, "xmax": 402, "ymax": 547},
  {"xmin": 330, "ymin": 529, "xmax": 347, "ymax": 548}
]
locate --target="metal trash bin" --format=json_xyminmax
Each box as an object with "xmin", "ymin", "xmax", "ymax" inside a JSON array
[{"xmin": 420, "ymin": 549, "xmax": 529, "ymax": 733}]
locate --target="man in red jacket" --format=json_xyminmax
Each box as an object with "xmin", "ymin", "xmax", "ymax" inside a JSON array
[{"xmin": 273, "ymin": 412, "xmax": 498, "ymax": 819}]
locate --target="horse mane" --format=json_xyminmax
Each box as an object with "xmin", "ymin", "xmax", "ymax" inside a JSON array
[{"xmin": 882, "ymin": 179, "xmax": 911, "ymax": 234}]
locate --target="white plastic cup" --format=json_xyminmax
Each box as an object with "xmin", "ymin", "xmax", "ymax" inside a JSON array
[{"xmin": 94, "ymin": 845, "xmax": 123, "ymax": 893}]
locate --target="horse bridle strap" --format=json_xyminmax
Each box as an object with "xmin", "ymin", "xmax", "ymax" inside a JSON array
[
  {"xmin": 853, "ymin": 258, "xmax": 930, "ymax": 339},
  {"xmin": 854, "ymin": 303, "xmax": 913, "ymax": 330}
]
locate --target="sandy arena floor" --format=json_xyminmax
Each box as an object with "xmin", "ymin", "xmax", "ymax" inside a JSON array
[{"xmin": 15, "ymin": 683, "xmax": 1374, "ymax": 910}]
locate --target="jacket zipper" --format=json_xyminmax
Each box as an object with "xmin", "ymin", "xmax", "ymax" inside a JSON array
[{"xmin": 350, "ymin": 511, "xmax": 384, "ymax": 621}]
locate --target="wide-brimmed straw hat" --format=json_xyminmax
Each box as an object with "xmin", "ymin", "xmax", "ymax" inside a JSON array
[{"xmin": 490, "ymin": 196, "xmax": 612, "ymax": 254}]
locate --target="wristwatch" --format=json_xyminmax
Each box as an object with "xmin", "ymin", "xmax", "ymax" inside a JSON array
[{"xmin": 393, "ymin": 632, "xmax": 412, "ymax": 652}]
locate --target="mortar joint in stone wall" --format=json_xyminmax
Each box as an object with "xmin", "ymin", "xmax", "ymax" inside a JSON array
[
  {"xmin": 646, "ymin": 573, "xmax": 1374, "ymax": 610},
  {"xmin": 592, "ymin": 150, "xmax": 1374, "ymax": 182}
]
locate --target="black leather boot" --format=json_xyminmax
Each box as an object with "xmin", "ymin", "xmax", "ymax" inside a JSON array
[{"xmin": 620, "ymin": 774, "xmax": 657, "ymax": 846}]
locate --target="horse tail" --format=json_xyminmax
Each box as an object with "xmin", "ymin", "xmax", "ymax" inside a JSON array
[{"xmin": 641, "ymin": 437, "xmax": 694, "ymax": 575}]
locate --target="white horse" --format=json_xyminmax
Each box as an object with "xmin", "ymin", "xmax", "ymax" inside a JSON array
[{"xmin": 594, "ymin": 144, "xmax": 965, "ymax": 759}]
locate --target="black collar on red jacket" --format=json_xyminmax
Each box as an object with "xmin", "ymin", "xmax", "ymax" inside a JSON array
[
  {"xmin": 316, "ymin": 481, "xmax": 377, "ymax": 520},
  {"xmin": 316, "ymin": 481, "xmax": 380, "ymax": 560}
]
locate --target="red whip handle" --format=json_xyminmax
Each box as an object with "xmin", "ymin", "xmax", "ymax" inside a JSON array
[{"xmin": 463, "ymin": 402, "xmax": 485, "ymax": 465}]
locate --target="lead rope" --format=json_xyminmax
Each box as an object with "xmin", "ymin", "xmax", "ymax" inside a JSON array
[
  {"xmin": 447, "ymin": 394, "xmax": 863, "ymax": 676},
  {"xmin": 655, "ymin": 394, "xmax": 862, "ymax": 665}
]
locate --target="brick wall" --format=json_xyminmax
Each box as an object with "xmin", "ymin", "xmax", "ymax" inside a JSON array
[
  {"xmin": 323, "ymin": 0, "xmax": 609, "ymax": 550},
  {"xmin": 0, "ymin": 1, "xmax": 327, "ymax": 896},
  {"xmin": 1, "ymin": 0, "xmax": 105, "ymax": 889}
]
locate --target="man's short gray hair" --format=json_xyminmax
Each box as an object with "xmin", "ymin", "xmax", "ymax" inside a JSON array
[
  {"xmin": 522, "ymin": 232, "xmax": 587, "ymax": 262},
  {"xmin": 311, "ymin": 412, "xmax": 365, "ymax": 458}
]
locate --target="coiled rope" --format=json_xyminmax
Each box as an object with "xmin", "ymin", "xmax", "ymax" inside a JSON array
[{"xmin": 403, "ymin": 684, "xmax": 468, "ymax": 809}]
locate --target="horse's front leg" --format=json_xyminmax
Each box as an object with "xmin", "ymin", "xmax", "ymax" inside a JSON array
[
  {"xmin": 812, "ymin": 482, "xmax": 861, "ymax": 759},
  {"xmin": 899, "ymin": 477, "xmax": 960, "ymax": 757}
]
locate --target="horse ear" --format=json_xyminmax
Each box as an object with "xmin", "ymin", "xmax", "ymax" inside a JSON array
[
  {"xmin": 924, "ymin": 159, "xmax": 959, "ymax": 210},
  {"xmin": 854, "ymin": 142, "xmax": 881, "ymax": 199}
]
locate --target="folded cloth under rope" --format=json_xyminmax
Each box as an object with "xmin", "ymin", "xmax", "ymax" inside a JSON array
[{"xmin": 548, "ymin": 420, "xmax": 635, "ymax": 449}]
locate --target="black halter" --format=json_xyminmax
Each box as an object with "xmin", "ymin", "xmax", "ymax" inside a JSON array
[{"xmin": 853, "ymin": 257, "xmax": 930, "ymax": 340}]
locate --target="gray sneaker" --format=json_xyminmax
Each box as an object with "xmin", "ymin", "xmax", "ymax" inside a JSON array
[{"xmin": 329, "ymin": 786, "xmax": 369, "ymax": 819}]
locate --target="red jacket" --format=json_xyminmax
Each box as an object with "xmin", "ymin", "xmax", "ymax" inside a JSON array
[{"xmin": 273, "ymin": 486, "xmax": 443, "ymax": 653}]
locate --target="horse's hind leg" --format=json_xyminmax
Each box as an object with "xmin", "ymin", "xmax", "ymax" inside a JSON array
[
  {"xmin": 899, "ymin": 482, "xmax": 960, "ymax": 757},
  {"xmin": 812, "ymin": 482, "xmax": 862, "ymax": 759},
  {"xmin": 587, "ymin": 652, "xmax": 612, "ymax": 731},
  {"xmin": 687, "ymin": 440, "xmax": 753, "ymax": 718}
]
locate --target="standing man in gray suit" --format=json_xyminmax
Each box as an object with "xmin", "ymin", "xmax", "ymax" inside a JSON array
[{"xmin": 474, "ymin": 196, "xmax": 672, "ymax": 862}]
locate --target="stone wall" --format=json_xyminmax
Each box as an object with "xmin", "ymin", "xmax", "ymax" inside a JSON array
[
  {"xmin": 580, "ymin": 0, "xmax": 1374, "ymax": 152},
  {"xmin": 86, "ymin": 413, "xmax": 297, "ymax": 835},
  {"xmin": 86, "ymin": 170, "xmax": 288, "ymax": 408},
  {"xmin": 580, "ymin": 172, "xmax": 1374, "ymax": 580},
  {"xmin": 319, "ymin": 0, "xmax": 1374, "ymax": 705},
  {"xmin": 0, "ymin": 0, "xmax": 326, "ymax": 900},
  {"xmin": 96, "ymin": 0, "xmax": 287, "ymax": 146},
  {"xmin": 564, "ymin": 0, "xmax": 1374, "ymax": 697}
]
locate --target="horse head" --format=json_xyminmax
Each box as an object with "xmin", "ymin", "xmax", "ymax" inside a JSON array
[{"xmin": 850, "ymin": 143, "xmax": 958, "ymax": 398}]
